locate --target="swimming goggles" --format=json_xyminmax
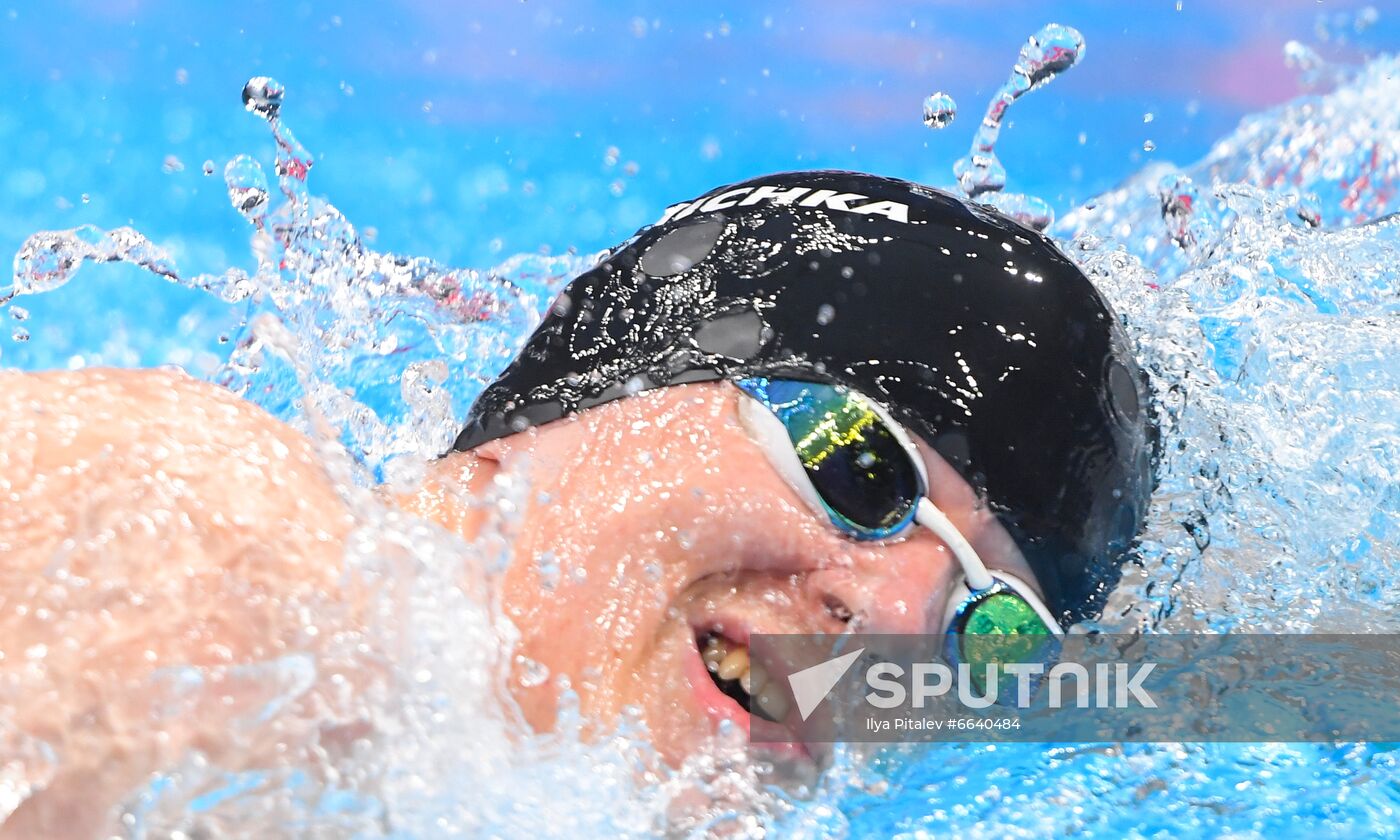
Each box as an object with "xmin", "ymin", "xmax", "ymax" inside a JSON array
[{"xmin": 734, "ymin": 377, "xmax": 1063, "ymax": 676}]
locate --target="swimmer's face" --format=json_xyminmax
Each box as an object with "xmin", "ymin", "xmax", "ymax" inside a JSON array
[{"xmin": 413, "ymin": 382, "xmax": 1039, "ymax": 765}]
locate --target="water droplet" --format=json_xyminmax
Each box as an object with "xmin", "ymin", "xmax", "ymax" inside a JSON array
[
  {"xmin": 1158, "ymin": 173, "xmax": 1199, "ymax": 247},
  {"xmin": 1293, "ymin": 194, "xmax": 1323, "ymax": 228},
  {"xmin": 202, "ymin": 160, "xmax": 215, "ymax": 176},
  {"xmin": 952, "ymin": 24, "xmax": 1084, "ymax": 201},
  {"xmin": 981, "ymin": 192, "xmax": 1055, "ymax": 232},
  {"xmin": 224, "ymin": 155, "xmax": 270, "ymax": 222},
  {"xmin": 922, "ymin": 92, "xmax": 957, "ymax": 129},
  {"xmin": 1144, "ymin": 140, "xmax": 1157, "ymax": 152},
  {"xmin": 242, "ymin": 76, "xmax": 284, "ymax": 120},
  {"xmin": 534, "ymin": 551, "xmax": 561, "ymax": 590},
  {"xmin": 1284, "ymin": 40, "xmax": 1329, "ymax": 89},
  {"xmin": 516, "ymin": 655, "xmax": 550, "ymax": 688}
]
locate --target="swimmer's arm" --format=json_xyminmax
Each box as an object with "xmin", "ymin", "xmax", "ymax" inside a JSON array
[{"xmin": 0, "ymin": 368, "xmax": 355, "ymax": 838}]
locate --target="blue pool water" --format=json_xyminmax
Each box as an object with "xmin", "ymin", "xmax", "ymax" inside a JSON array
[{"xmin": 4, "ymin": 2, "xmax": 1400, "ymax": 836}]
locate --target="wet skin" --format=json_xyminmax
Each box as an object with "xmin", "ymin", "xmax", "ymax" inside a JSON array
[
  {"xmin": 401, "ymin": 380, "xmax": 1041, "ymax": 764},
  {"xmin": 0, "ymin": 369, "xmax": 1041, "ymax": 835}
]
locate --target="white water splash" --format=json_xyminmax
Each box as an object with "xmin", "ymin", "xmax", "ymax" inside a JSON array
[
  {"xmin": 951, "ymin": 23, "xmax": 1085, "ymax": 230},
  {"xmin": 6, "ymin": 78, "xmax": 594, "ymax": 478}
]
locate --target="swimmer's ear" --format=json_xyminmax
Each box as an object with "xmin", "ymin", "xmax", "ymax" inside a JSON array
[{"xmin": 470, "ymin": 438, "xmax": 511, "ymax": 464}]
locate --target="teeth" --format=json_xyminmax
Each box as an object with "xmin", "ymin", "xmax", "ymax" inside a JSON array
[
  {"xmin": 702, "ymin": 637, "xmax": 727, "ymax": 672},
  {"xmin": 755, "ymin": 684, "xmax": 791, "ymax": 721},
  {"xmin": 740, "ymin": 660, "xmax": 767, "ymax": 696},
  {"xmin": 700, "ymin": 633, "xmax": 790, "ymax": 721},
  {"xmin": 717, "ymin": 646, "xmax": 749, "ymax": 682}
]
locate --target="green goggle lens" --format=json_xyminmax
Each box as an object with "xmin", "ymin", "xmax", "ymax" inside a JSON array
[
  {"xmin": 953, "ymin": 586, "xmax": 1056, "ymax": 698},
  {"xmin": 736, "ymin": 377, "xmax": 922, "ymax": 539}
]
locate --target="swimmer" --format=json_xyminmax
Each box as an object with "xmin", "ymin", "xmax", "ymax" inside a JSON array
[{"xmin": 0, "ymin": 171, "xmax": 1154, "ymax": 836}]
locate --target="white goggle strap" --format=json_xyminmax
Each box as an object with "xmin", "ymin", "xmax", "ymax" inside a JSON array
[{"xmin": 914, "ymin": 497, "xmax": 995, "ymax": 591}]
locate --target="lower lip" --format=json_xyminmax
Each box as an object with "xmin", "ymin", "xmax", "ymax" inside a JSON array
[{"xmin": 683, "ymin": 638, "xmax": 812, "ymax": 762}]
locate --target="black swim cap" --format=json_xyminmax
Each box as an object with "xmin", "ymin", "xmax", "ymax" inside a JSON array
[{"xmin": 455, "ymin": 171, "xmax": 1155, "ymax": 625}]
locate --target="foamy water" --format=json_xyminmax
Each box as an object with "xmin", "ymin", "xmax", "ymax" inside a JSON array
[{"xmin": 4, "ymin": 32, "xmax": 1400, "ymax": 839}]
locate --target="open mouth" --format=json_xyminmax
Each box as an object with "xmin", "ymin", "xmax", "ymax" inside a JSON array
[{"xmin": 696, "ymin": 630, "xmax": 791, "ymax": 723}]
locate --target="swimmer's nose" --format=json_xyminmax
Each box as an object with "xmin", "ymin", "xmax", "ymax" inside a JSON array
[{"xmin": 808, "ymin": 551, "xmax": 951, "ymax": 634}]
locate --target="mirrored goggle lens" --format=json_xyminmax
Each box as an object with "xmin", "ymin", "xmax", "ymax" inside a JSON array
[
  {"xmin": 949, "ymin": 583, "xmax": 1058, "ymax": 700},
  {"xmin": 737, "ymin": 377, "xmax": 922, "ymax": 538}
]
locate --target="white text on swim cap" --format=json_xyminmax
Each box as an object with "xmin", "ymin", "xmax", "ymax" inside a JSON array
[{"xmin": 657, "ymin": 184, "xmax": 911, "ymax": 225}]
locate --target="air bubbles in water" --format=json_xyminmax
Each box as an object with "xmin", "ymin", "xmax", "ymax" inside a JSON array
[
  {"xmin": 202, "ymin": 160, "xmax": 215, "ymax": 176},
  {"xmin": 242, "ymin": 75, "xmax": 284, "ymax": 120},
  {"xmin": 921, "ymin": 92, "xmax": 956, "ymax": 129},
  {"xmin": 224, "ymin": 154, "xmax": 269, "ymax": 222}
]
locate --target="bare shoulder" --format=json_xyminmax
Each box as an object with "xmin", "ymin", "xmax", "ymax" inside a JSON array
[
  {"xmin": 0, "ymin": 366, "xmax": 353, "ymax": 584},
  {"xmin": 0, "ymin": 367, "xmax": 358, "ymax": 837}
]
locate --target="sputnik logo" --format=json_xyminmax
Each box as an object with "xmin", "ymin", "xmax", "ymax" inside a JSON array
[{"xmin": 788, "ymin": 647, "xmax": 865, "ymax": 721}]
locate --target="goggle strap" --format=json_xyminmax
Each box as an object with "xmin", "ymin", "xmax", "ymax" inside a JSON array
[{"xmin": 914, "ymin": 497, "xmax": 995, "ymax": 591}]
